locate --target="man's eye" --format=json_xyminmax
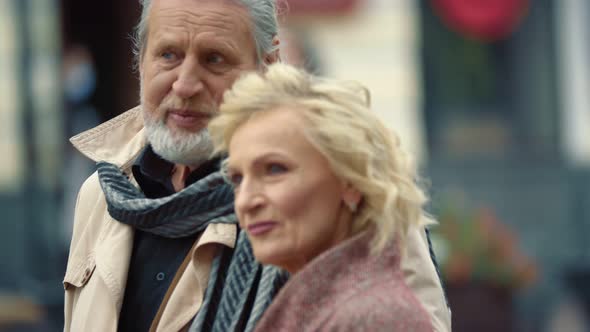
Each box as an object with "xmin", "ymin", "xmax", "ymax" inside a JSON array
[
  {"xmin": 161, "ymin": 51, "xmax": 177, "ymax": 61},
  {"xmin": 206, "ymin": 53, "xmax": 224, "ymax": 65},
  {"xmin": 267, "ymin": 163, "xmax": 287, "ymax": 175}
]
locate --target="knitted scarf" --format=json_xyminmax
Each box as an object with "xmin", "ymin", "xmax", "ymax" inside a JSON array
[
  {"xmin": 96, "ymin": 161, "xmax": 289, "ymax": 331},
  {"xmin": 96, "ymin": 161, "xmax": 236, "ymax": 237}
]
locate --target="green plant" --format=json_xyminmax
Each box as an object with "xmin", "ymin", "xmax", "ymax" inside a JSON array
[{"xmin": 430, "ymin": 203, "xmax": 537, "ymax": 289}]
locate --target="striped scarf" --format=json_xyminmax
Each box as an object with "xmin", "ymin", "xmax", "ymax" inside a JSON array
[
  {"xmin": 96, "ymin": 161, "xmax": 236, "ymax": 237},
  {"xmin": 96, "ymin": 161, "xmax": 289, "ymax": 331}
]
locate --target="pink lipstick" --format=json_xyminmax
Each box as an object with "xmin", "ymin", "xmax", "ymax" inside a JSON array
[{"xmin": 247, "ymin": 221, "xmax": 277, "ymax": 236}]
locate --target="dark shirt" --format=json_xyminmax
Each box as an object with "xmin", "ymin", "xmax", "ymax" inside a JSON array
[{"xmin": 117, "ymin": 145, "xmax": 219, "ymax": 332}]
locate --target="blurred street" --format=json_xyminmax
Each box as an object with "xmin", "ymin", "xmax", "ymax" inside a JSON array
[{"xmin": 1, "ymin": 0, "xmax": 590, "ymax": 331}]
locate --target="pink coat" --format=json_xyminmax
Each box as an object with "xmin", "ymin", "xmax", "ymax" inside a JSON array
[{"xmin": 254, "ymin": 230, "xmax": 434, "ymax": 332}]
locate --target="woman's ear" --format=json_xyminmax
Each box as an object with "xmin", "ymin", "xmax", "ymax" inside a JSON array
[
  {"xmin": 342, "ymin": 183, "xmax": 362, "ymax": 213},
  {"xmin": 264, "ymin": 36, "xmax": 281, "ymax": 65}
]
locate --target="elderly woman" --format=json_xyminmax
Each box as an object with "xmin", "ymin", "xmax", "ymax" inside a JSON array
[{"xmin": 208, "ymin": 63, "xmax": 436, "ymax": 331}]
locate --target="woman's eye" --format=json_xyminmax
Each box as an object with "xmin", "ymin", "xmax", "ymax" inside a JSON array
[
  {"xmin": 267, "ymin": 163, "xmax": 287, "ymax": 175},
  {"xmin": 228, "ymin": 173, "xmax": 243, "ymax": 187}
]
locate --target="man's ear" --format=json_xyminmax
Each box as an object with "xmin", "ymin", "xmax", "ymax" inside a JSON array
[{"xmin": 264, "ymin": 36, "xmax": 281, "ymax": 65}]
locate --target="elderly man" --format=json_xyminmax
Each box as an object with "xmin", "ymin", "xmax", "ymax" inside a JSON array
[{"xmin": 63, "ymin": 0, "xmax": 451, "ymax": 331}]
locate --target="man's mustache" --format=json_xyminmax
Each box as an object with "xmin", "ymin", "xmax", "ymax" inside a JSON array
[{"xmin": 157, "ymin": 95, "xmax": 218, "ymax": 116}]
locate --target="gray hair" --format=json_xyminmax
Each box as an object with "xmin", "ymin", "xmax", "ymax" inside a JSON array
[{"xmin": 131, "ymin": 0, "xmax": 280, "ymax": 71}]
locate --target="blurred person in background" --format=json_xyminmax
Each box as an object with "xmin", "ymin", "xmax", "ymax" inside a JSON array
[
  {"xmin": 60, "ymin": 44, "xmax": 100, "ymax": 247},
  {"xmin": 63, "ymin": 0, "xmax": 449, "ymax": 331},
  {"xmin": 209, "ymin": 62, "xmax": 436, "ymax": 331}
]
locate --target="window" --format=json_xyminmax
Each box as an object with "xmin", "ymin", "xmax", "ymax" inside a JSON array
[{"xmin": 420, "ymin": 0, "xmax": 559, "ymax": 161}]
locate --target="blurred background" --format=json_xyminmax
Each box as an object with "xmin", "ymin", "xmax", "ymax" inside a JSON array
[{"xmin": 0, "ymin": 0, "xmax": 588, "ymax": 331}]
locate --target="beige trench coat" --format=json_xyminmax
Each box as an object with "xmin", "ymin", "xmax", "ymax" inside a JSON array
[{"xmin": 63, "ymin": 107, "xmax": 451, "ymax": 332}]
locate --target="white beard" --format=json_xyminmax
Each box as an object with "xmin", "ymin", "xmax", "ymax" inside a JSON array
[
  {"xmin": 140, "ymin": 84, "xmax": 215, "ymax": 167},
  {"xmin": 143, "ymin": 115, "xmax": 214, "ymax": 167}
]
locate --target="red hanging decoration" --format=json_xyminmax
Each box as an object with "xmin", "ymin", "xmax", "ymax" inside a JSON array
[
  {"xmin": 431, "ymin": 0, "xmax": 529, "ymax": 41},
  {"xmin": 284, "ymin": 0, "xmax": 361, "ymax": 15}
]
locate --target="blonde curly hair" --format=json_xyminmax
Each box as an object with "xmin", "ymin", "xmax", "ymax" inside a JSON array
[{"xmin": 208, "ymin": 63, "xmax": 434, "ymax": 253}]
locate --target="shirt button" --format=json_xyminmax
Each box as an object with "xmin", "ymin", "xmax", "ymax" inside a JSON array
[{"xmin": 156, "ymin": 272, "xmax": 166, "ymax": 281}]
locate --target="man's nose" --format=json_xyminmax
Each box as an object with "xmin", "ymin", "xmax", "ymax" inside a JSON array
[{"xmin": 172, "ymin": 58, "xmax": 204, "ymax": 99}]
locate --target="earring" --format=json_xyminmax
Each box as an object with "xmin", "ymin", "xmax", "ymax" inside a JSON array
[{"xmin": 346, "ymin": 201, "xmax": 357, "ymax": 213}]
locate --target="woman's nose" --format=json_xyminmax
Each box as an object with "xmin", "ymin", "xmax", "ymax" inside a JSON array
[{"xmin": 235, "ymin": 179, "xmax": 265, "ymax": 215}]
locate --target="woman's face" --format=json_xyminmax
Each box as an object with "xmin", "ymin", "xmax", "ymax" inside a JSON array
[{"xmin": 227, "ymin": 108, "xmax": 354, "ymax": 273}]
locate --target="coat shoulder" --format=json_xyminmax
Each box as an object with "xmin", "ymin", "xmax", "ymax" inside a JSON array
[
  {"xmin": 66, "ymin": 171, "xmax": 108, "ymax": 264},
  {"xmin": 72, "ymin": 171, "xmax": 104, "ymax": 236},
  {"xmin": 320, "ymin": 286, "xmax": 434, "ymax": 332}
]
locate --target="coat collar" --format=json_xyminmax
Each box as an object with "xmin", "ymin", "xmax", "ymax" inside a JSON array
[
  {"xmin": 280, "ymin": 229, "xmax": 401, "ymax": 301},
  {"xmin": 295, "ymin": 229, "xmax": 400, "ymax": 284},
  {"xmin": 253, "ymin": 229, "xmax": 405, "ymax": 331},
  {"xmin": 70, "ymin": 106, "xmax": 146, "ymax": 169}
]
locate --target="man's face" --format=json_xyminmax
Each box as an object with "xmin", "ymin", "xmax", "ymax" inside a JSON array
[{"xmin": 140, "ymin": 0, "xmax": 259, "ymax": 166}]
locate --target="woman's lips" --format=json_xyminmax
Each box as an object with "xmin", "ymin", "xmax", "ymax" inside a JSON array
[
  {"xmin": 167, "ymin": 110, "xmax": 210, "ymax": 129},
  {"xmin": 247, "ymin": 221, "xmax": 278, "ymax": 236}
]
